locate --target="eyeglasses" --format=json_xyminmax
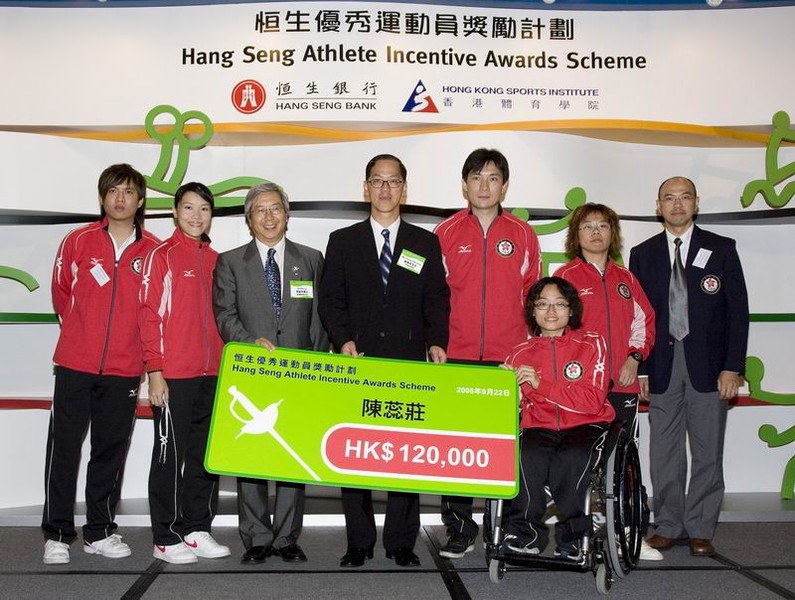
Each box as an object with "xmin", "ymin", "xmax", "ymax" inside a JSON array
[
  {"xmin": 249, "ymin": 204, "xmax": 284, "ymax": 218},
  {"xmin": 533, "ymin": 301, "xmax": 570, "ymax": 312},
  {"xmin": 579, "ymin": 221, "xmax": 610, "ymax": 233},
  {"xmin": 367, "ymin": 178, "xmax": 404, "ymax": 189},
  {"xmin": 660, "ymin": 194, "xmax": 695, "ymax": 204}
]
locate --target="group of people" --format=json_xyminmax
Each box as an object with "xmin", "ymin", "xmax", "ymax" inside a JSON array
[{"xmin": 40, "ymin": 150, "xmax": 749, "ymax": 570}]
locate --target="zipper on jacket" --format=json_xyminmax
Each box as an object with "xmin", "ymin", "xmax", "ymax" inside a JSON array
[
  {"xmin": 199, "ymin": 243, "xmax": 211, "ymax": 375},
  {"xmin": 99, "ymin": 229, "xmax": 143, "ymax": 375},
  {"xmin": 98, "ymin": 237, "xmax": 121, "ymax": 375},
  {"xmin": 551, "ymin": 337, "xmax": 561, "ymax": 431},
  {"xmin": 478, "ymin": 219, "xmax": 496, "ymax": 360},
  {"xmin": 599, "ymin": 266, "xmax": 614, "ymax": 390}
]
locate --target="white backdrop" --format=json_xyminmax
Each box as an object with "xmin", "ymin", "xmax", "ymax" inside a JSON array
[{"xmin": 1, "ymin": 1, "xmax": 793, "ymax": 509}]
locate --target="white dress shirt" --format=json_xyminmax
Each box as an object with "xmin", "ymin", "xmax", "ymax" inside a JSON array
[
  {"xmin": 370, "ymin": 216, "xmax": 400, "ymax": 257},
  {"xmin": 665, "ymin": 224, "xmax": 694, "ymax": 267}
]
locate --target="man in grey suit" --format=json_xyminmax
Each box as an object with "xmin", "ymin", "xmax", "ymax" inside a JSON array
[{"xmin": 213, "ymin": 182, "xmax": 329, "ymax": 564}]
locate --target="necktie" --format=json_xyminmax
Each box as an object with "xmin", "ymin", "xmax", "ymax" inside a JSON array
[
  {"xmin": 265, "ymin": 248, "xmax": 281, "ymax": 320},
  {"xmin": 669, "ymin": 237, "xmax": 689, "ymax": 340},
  {"xmin": 379, "ymin": 229, "xmax": 392, "ymax": 289}
]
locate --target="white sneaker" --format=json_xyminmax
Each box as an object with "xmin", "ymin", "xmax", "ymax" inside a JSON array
[
  {"xmin": 501, "ymin": 533, "xmax": 541, "ymax": 556},
  {"xmin": 43, "ymin": 540, "xmax": 70, "ymax": 565},
  {"xmin": 83, "ymin": 534, "xmax": 131, "ymax": 558},
  {"xmin": 153, "ymin": 543, "xmax": 198, "ymax": 564},
  {"xmin": 184, "ymin": 531, "xmax": 231, "ymax": 559},
  {"xmin": 640, "ymin": 539, "xmax": 664, "ymax": 561}
]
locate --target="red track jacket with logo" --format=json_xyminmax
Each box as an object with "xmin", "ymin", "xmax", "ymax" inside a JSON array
[
  {"xmin": 434, "ymin": 208, "xmax": 541, "ymax": 362},
  {"xmin": 139, "ymin": 227, "xmax": 223, "ymax": 378},
  {"xmin": 554, "ymin": 257, "xmax": 655, "ymax": 394},
  {"xmin": 52, "ymin": 218, "xmax": 160, "ymax": 377},
  {"xmin": 505, "ymin": 331, "xmax": 615, "ymax": 431}
]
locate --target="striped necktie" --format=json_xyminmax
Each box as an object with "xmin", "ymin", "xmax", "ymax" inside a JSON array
[{"xmin": 379, "ymin": 229, "xmax": 392, "ymax": 289}]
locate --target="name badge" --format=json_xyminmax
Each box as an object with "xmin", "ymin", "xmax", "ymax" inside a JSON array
[
  {"xmin": 290, "ymin": 280, "xmax": 314, "ymax": 298},
  {"xmin": 396, "ymin": 249, "xmax": 425, "ymax": 274},
  {"xmin": 90, "ymin": 263, "xmax": 110, "ymax": 287},
  {"xmin": 692, "ymin": 248, "xmax": 712, "ymax": 269}
]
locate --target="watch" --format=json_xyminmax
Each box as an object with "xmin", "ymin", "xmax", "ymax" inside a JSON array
[{"xmin": 628, "ymin": 351, "xmax": 643, "ymax": 362}]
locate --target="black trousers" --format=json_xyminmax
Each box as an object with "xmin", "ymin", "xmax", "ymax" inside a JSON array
[
  {"xmin": 505, "ymin": 424, "xmax": 608, "ymax": 550},
  {"xmin": 440, "ymin": 358, "xmax": 501, "ymax": 540},
  {"xmin": 42, "ymin": 366, "xmax": 139, "ymax": 544},
  {"xmin": 441, "ymin": 494, "xmax": 478, "ymax": 539},
  {"xmin": 342, "ymin": 488, "xmax": 419, "ymax": 551},
  {"xmin": 148, "ymin": 376, "xmax": 219, "ymax": 545}
]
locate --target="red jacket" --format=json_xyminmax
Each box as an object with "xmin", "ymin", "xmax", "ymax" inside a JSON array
[
  {"xmin": 554, "ymin": 258, "xmax": 655, "ymax": 394},
  {"xmin": 52, "ymin": 219, "xmax": 160, "ymax": 377},
  {"xmin": 139, "ymin": 227, "xmax": 223, "ymax": 378},
  {"xmin": 434, "ymin": 208, "xmax": 541, "ymax": 362},
  {"xmin": 505, "ymin": 331, "xmax": 615, "ymax": 431}
]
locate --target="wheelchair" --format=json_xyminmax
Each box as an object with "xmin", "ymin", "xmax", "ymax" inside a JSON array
[{"xmin": 484, "ymin": 421, "xmax": 644, "ymax": 595}]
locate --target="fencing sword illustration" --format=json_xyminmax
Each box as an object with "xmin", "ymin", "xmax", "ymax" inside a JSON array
[{"xmin": 228, "ymin": 385, "xmax": 320, "ymax": 481}]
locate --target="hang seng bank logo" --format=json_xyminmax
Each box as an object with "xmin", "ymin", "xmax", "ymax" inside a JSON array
[
  {"xmin": 402, "ymin": 80, "xmax": 438, "ymax": 113},
  {"xmin": 232, "ymin": 80, "xmax": 266, "ymax": 114}
]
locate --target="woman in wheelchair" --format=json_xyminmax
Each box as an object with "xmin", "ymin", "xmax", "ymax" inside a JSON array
[{"xmin": 502, "ymin": 276, "xmax": 615, "ymax": 559}]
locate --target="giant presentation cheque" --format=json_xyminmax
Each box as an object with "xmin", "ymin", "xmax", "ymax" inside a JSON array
[{"xmin": 206, "ymin": 343, "xmax": 519, "ymax": 498}]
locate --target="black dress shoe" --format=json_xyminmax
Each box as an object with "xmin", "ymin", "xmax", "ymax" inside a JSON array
[
  {"xmin": 241, "ymin": 545, "xmax": 269, "ymax": 564},
  {"xmin": 386, "ymin": 548, "xmax": 420, "ymax": 567},
  {"xmin": 270, "ymin": 543, "xmax": 308, "ymax": 562},
  {"xmin": 339, "ymin": 547, "xmax": 373, "ymax": 567}
]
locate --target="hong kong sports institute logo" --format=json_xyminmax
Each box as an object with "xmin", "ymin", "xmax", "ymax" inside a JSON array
[
  {"xmin": 402, "ymin": 80, "xmax": 439, "ymax": 113},
  {"xmin": 232, "ymin": 80, "xmax": 266, "ymax": 114}
]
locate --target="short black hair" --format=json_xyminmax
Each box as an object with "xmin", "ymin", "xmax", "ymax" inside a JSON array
[
  {"xmin": 97, "ymin": 163, "xmax": 147, "ymax": 227},
  {"xmin": 174, "ymin": 181, "xmax": 214, "ymax": 209},
  {"xmin": 365, "ymin": 154, "xmax": 407, "ymax": 181},
  {"xmin": 524, "ymin": 276, "xmax": 583, "ymax": 335},
  {"xmin": 461, "ymin": 148, "xmax": 509, "ymax": 182}
]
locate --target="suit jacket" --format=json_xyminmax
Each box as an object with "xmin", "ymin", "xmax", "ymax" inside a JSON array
[
  {"xmin": 318, "ymin": 219, "xmax": 450, "ymax": 361},
  {"xmin": 213, "ymin": 238, "xmax": 328, "ymax": 352},
  {"xmin": 628, "ymin": 225, "xmax": 749, "ymax": 394}
]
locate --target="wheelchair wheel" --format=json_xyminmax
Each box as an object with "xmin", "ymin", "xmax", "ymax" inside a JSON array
[
  {"xmin": 488, "ymin": 558, "xmax": 505, "ymax": 584},
  {"xmin": 604, "ymin": 431, "xmax": 643, "ymax": 578},
  {"xmin": 595, "ymin": 562, "xmax": 612, "ymax": 595}
]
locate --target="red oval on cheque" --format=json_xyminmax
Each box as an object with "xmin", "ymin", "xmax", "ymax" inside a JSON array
[{"xmin": 322, "ymin": 425, "xmax": 516, "ymax": 483}]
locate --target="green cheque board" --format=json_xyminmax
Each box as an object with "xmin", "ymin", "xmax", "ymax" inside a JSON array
[{"xmin": 206, "ymin": 343, "xmax": 519, "ymax": 498}]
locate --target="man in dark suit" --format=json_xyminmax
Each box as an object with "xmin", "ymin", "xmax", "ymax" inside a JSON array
[
  {"xmin": 629, "ymin": 176, "xmax": 749, "ymax": 557},
  {"xmin": 213, "ymin": 182, "xmax": 329, "ymax": 564},
  {"xmin": 318, "ymin": 154, "xmax": 450, "ymax": 568}
]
